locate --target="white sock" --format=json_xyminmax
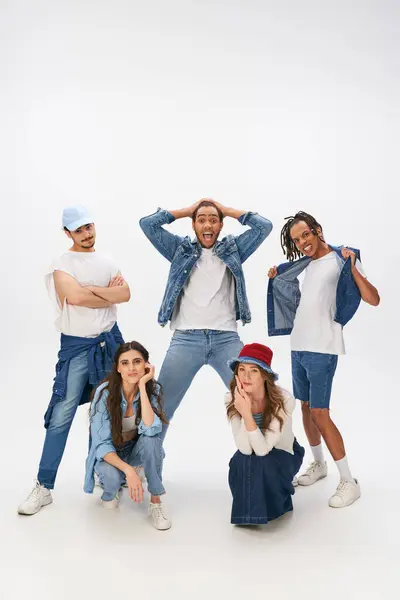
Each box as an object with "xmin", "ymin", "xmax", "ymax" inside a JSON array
[
  {"xmin": 335, "ymin": 456, "xmax": 353, "ymax": 482},
  {"xmin": 311, "ymin": 443, "xmax": 324, "ymax": 463}
]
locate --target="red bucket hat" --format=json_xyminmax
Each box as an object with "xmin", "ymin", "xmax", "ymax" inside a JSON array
[{"xmin": 228, "ymin": 343, "xmax": 279, "ymax": 381}]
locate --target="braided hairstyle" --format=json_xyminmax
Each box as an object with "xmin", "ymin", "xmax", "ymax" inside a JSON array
[{"xmin": 280, "ymin": 211, "xmax": 324, "ymax": 261}]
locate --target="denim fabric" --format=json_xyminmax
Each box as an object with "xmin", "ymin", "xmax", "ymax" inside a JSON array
[
  {"xmin": 139, "ymin": 209, "xmax": 272, "ymax": 326},
  {"xmin": 44, "ymin": 322, "xmax": 124, "ymax": 427},
  {"xmin": 228, "ymin": 439, "xmax": 304, "ymax": 525},
  {"xmin": 158, "ymin": 329, "xmax": 243, "ymax": 440},
  {"xmin": 84, "ymin": 382, "xmax": 163, "ymax": 493},
  {"xmin": 96, "ymin": 435, "xmax": 165, "ymax": 500},
  {"xmin": 291, "ymin": 351, "xmax": 338, "ymax": 408},
  {"xmin": 38, "ymin": 350, "xmax": 90, "ymax": 488},
  {"xmin": 267, "ymin": 246, "xmax": 362, "ymax": 336}
]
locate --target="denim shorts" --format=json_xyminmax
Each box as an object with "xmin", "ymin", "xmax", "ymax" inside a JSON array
[{"xmin": 291, "ymin": 351, "xmax": 338, "ymax": 409}]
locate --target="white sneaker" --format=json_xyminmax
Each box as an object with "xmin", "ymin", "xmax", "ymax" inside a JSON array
[
  {"xmin": 149, "ymin": 502, "xmax": 171, "ymax": 530},
  {"xmin": 18, "ymin": 481, "xmax": 53, "ymax": 515},
  {"xmin": 329, "ymin": 479, "xmax": 361, "ymax": 508},
  {"xmin": 101, "ymin": 490, "xmax": 121, "ymax": 510},
  {"xmin": 298, "ymin": 461, "xmax": 328, "ymax": 486},
  {"xmin": 292, "ymin": 476, "xmax": 298, "ymax": 487}
]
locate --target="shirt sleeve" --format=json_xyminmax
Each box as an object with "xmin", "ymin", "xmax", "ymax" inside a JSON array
[
  {"xmin": 355, "ymin": 259, "xmax": 366, "ymax": 278},
  {"xmin": 137, "ymin": 385, "xmax": 163, "ymax": 436},
  {"xmin": 90, "ymin": 386, "xmax": 116, "ymax": 460},
  {"xmin": 224, "ymin": 392, "xmax": 253, "ymax": 455},
  {"xmin": 247, "ymin": 389, "xmax": 296, "ymax": 456},
  {"xmin": 50, "ymin": 254, "xmax": 75, "ymax": 278},
  {"xmin": 45, "ymin": 255, "xmax": 74, "ymax": 309}
]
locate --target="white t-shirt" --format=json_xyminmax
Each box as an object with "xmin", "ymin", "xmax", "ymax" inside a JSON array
[
  {"xmin": 290, "ymin": 252, "xmax": 364, "ymax": 355},
  {"xmin": 46, "ymin": 251, "xmax": 119, "ymax": 338},
  {"xmin": 170, "ymin": 248, "xmax": 237, "ymax": 331}
]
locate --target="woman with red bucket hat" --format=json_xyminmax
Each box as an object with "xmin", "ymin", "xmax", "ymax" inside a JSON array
[{"xmin": 225, "ymin": 343, "xmax": 304, "ymax": 525}]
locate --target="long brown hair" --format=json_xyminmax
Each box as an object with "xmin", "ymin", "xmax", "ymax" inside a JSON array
[
  {"xmin": 90, "ymin": 341, "xmax": 168, "ymax": 447},
  {"xmin": 226, "ymin": 364, "xmax": 287, "ymax": 432}
]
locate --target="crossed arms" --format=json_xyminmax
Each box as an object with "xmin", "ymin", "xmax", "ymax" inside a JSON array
[{"xmin": 54, "ymin": 271, "xmax": 131, "ymax": 308}]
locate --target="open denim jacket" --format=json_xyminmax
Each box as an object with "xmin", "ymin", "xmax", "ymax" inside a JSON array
[
  {"xmin": 267, "ymin": 245, "xmax": 362, "ymax": 336},
  {"xmin": 84, "ymin": 381, "xmax": 162, "ymax": 493},
  {"xmin": 140, "ymin": 208, "xmax": 272, "ymax": 326}
]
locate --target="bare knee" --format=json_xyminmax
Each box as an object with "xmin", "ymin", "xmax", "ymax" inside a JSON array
[
  {"xmin": 310, "ymin": 408, "xmax": 330, "ymax": 430},
  {"xmin": 301, "ymin": 402, "xmax": 311, "ymax": 417}
]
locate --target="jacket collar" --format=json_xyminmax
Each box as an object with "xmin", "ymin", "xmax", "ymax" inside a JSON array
[{"xmin": 120, "ymin": 388, "xmax": 140, "ymax": 407}]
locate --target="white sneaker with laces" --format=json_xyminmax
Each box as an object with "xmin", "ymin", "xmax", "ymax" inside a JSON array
[
  {"xmin": 292, "ymin": 476, "xmax": 298, "ymax": 487},
  {"xmin": 149, "ymin": 502, "xmax": 171, "ymax": 530},
  {"xmin": 329, "ymin": 479, "xmax": 361, "ymax": 508},
  {"xmin": 101, "ymin": 490, "xmax": 121, "ymax": 510},
  {"xmin": 298, "ymin": 461, "xmax": 328, "ymax": 486},
  {"xmin": 18, "ymin": 481, "xmax": 53, "ymax": 515}
]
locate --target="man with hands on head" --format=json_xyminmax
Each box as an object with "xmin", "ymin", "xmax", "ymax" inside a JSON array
[{"xmin": 140, "ymin": 198, "xmax": 273, "ymax": 440}]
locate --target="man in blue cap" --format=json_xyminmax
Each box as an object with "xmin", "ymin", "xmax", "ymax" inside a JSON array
[{"xmin": 18, "ymin": 206, "xmax": 130, "ymax": 515}]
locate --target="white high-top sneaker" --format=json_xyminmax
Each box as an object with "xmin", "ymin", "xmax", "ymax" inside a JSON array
[
  {"xmin": 329, "ymin": 479, "xmax": 361, "ymax": 508},
  {"xmin": 298, "ymin": 461, "xmax": 328, "ymax": 486},
  {"xmin": 18, "ymin": 481, "xmax": 53, "ymax": 515},
  {"xmin": 149, "ymin": 502, "xmax": 171, "ymax": 530},
  {"xmin": 101, "ymin": 490, "xmax": 121, "ymax": 510},
  {"xmin": 292, "ymin": 476, "xmax": 299, "ymax": 487}
]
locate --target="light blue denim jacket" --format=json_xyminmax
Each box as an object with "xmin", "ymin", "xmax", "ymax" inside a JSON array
[
  {"xmin": 139, "ymin": 208, "xmax": 273, "ymax": 326},
  {"xmin": 84, "ymin": 381, "xmax": 162, "ymax": 493},
  {"xmin": 267, "ymin": 245, "xmax": 362, "ymax": 336}
]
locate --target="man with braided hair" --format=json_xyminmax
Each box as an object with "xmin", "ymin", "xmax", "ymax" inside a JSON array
[{"xmin": 267, "ymin": 211, "xmax": 379, "ymax": 508}]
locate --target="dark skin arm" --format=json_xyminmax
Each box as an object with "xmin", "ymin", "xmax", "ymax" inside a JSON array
[{"xmin": 341, "ymin": 248, "xmax": 380, "ymax": 306}]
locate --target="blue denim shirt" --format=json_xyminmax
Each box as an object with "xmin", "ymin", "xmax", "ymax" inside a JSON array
[
  {"xmin": 44, "ymin": 323, "xmax": 124, "ymax": 428},
  {"xmin": 267, "ymin": 245, "xmax": 361, "ymax": 336},
  {"xmin": 84, "ymin": 381, "xmax": 162, "ymax": 493},
  {"xmin": 139, "ymin": 208, "xmax": 273, "ymax": 326}
]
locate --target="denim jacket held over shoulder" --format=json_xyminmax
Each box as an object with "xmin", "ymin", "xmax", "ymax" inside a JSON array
[
  {"xmin": 267, "ymin": 245, "xmax": 362, "ymax": 336},
  {"xmin": 140, "ymin": 208, "xmax": 273, "ymax": 326}
]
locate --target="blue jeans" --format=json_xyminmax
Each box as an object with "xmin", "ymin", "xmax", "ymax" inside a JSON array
[
  {"xmin": 291, "ymin": 351, "xmax": 338, "ymax": 409},
  {"xmin": 158, "ymin": 329, "xmax": 243, "ymax": 439},
  {"xmin": 96, "ymin": 435, "xmax": 165, "ymax": 500},
  {"xmin": 38, "ymin": 350, "xmax": 90, "ymax": 489}
]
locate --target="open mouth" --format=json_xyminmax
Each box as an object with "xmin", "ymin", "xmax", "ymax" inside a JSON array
[
  {"xmin": 303, "ymin": 244, "xmax": 313, "ymax": 253},
  {"xmin": 203, "ymin": 232, "xmax": 214, "ymax": 242}
]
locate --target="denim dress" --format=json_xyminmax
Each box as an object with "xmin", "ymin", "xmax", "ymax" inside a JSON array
[{"xmin": 228, "ymin": 413, "xmax": 304, "ymax": 525}]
